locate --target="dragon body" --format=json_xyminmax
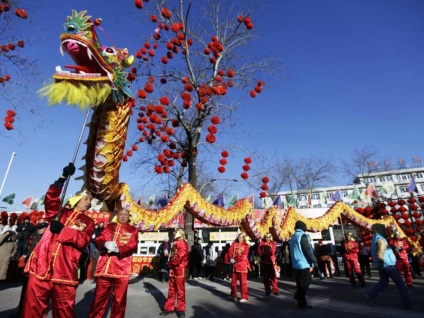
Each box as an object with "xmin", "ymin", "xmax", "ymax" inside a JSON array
[{"xmin": 38, "ymin": 11, "xmax": 418, "ymax": 251}]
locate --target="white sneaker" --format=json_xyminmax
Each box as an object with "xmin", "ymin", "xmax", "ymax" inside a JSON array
[{"xmin": 239, "ymin": 299, "xmax": 248, "ymax": 303}]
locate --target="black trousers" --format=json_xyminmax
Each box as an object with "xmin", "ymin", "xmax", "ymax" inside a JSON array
[{"xmin": 293, "ymin": 268, "xmax": 312, "ymax": 306}]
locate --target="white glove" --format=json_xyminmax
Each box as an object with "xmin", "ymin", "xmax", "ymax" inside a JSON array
[
  {"xmin": 104, "ymin": 241, "xmax": 118, "ymax": 253},
  {"xmin": 230, "ymin": 259, "xmax": 236, "ymax": 264}
]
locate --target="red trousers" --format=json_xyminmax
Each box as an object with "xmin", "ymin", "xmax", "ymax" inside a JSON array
[
  {"xmin": 231, "ymin": 271, "xmax": 248, "ymax": 300},
  {"xmin": 88, "ymin": 276, "xmax": 129, "ymax": 318},
  {"xmin": 396, "ymin": 259, "xmax": 413, "ymax": 286},
  {"xmin": 344, "ymin": 258, "xmax": 365, "ymax": 285},
  {"xmin": 21, "ymin": 275, "xmax": 77, "ymax": 318},
  {"xmin": 164, "ymin": 275, "xmax": 186, "ymax": 312},
  {"xmin": 261, "ymin": 264, "xmax": 279, "ymax": 294}
]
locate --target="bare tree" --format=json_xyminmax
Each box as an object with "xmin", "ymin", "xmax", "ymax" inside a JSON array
[{"xmin": 341, "ymin": 147, "xmax": 378, "ymax": 183}]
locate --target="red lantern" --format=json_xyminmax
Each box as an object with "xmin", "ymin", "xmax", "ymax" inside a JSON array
[
  {"xmin": 218, "ymin": 166, "xmax": 226, "ymax": 173},
  {"xmin": 219, "ymin": 158, "xmax": 227, "ymax": 165},
  {"xmin": 418, "ymin": 196, "xmax": 424, "ymax": 203},
  {"xmin": 380, "ymin": 208, "xmax": 388, "ymax": 215},
  {"xmin": 415, "ymin": 219, "xmax": 423, "ymax": 226},
  {"xmin": 398, "ymin": 206, "xmax": 407, "ymax": 213},
  {"xmin": 261, "ymin": 177, "xmax": 269, "ymax": 183},
  {"xmin": 241, "ymin": 172, "xmax": 249, "ymax": 180},
  {"xmin": 393, "ymin": 213, "xmax": 401, "ymax": 220},
  {"xmin": 221, "ymin": 150, "xmax": 229, "ymax": 158},
  {"xmin": 390, "ymin": 207, "xmax": 398, "ymax": 213},
  {"xmin": 397, "ymin": 199, "xmax": 406, "ymax": 206},
  {"xmin": 412, "ymin": 211, "xmax": 421, "ymax": 219},
  {"xmin": 407, "ymin": 197, "xmax": 416, "ymax": 204},
  {"xmin": 410, "ymin": 204, "xmax": 418, "ymax": 211},
  {"xmin": 261, "ymin": 184, "xmax": 268, "ymax": 191},
  {"xmin": 406, "ymin": 228, "xmax": 414, "ymax": 235},
  {"xmin": 259, "ymin": 191, "xmax": 267, "ymax": 198},
  {"xmin": 356, "ymin": 207, "xmax": 364, "ymax": 214},
  {"xmin": 402, "ymin": 213, "xmax": 410, "ymax": 220},
  {"xmin": 244, "ymin": 157, "xmax": 252, "ymax": 164},
  {"xmin": 387, "ymin": 201, "xmax": 396, "ymax": 207}
]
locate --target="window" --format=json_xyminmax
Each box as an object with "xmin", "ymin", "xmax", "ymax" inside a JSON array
[
  {"xmin": 313, "ymin": 204, "xmax": 322, "ymax": 208},
  {"xmin": 398, "ymin": 174, "xmax": 411, "ymax": 181},
  {"xmin": 380, "ymin": 176, "xmax": 393, "ymax": 182},
  {"xmin": 421, "ymin": 184, "xmax": 424, "ymax": 191},
  {"xmin": 363, "ymin": 177, "xmax": 376, "ymax": 184},
  {"xmin": 298, "ymin": 195, "xmax": 307, "ymax": 201},
  {"xmin": 312, "ymin": 193, "xmax": 320, "ymax": 200},
  {"xmin": 416, "ymin": 173, "xmax": 424, "ymax": 179},
  {"xmin": 341, "ymin": 191, "xmax": 348, "ymax": 197},
  {"xmin": 399, "ymin": 186, "xmax": 409, "ymax": 193}
]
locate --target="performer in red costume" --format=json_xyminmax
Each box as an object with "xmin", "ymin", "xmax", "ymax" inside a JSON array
[
  {"xmin": 160, "ymin": 228, "xmax": 189, "ymax": 318},
  {"xmin": 341, "ymin": 232, "xmax": 366, "ymax": 287},
  {"xmin": 22, "ymin": 163, "xmax": 95, "ymax": 318},
  {"xmin": 88, "ymin": 208, "xmax": 138, "ymax": 318},
  {"xmin": 228, "ymin": 232, "xmax": 250, "ymax": 302},
  {"xmin": 258, "ymin": 233, "xmax": 279, "ymax": 295},
  {"xmin": 389, "ymin": 231, "xmax": 414, "ymax": 287}
]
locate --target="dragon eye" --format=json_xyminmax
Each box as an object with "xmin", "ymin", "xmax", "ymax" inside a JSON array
[
  {"xmin": 104, "ymin": 47, "xmax": 116, "ymax": 54},
  {"xmin": 65, "ymin": 24, "xmax": 77, "ymax": 34}
]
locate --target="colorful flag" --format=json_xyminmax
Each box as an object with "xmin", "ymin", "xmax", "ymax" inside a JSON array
[
  {"xmin": 22, "ymin": 196, "xmax": 33, "ymax": 208},
  {"xmin": 30, "ymin": 200, "xmax": 39, "ymax": 210},
  {"xmin": 262, "ymin": 196, "xmax": 273, "ymax": 209},
  {"xmin": 408, "ymin": 177, "xmax": 418, "ymax": 193},
  {"xmin": 38, "ymin": 195, "xmax": 45, "ymax": 207},
  {"xmin": 307, "ymin": 193, "xmax": 312, "ymax": 207},
  {"xmin": 330, "ymin": 190, "xmax": 342, "ymax": 202},
  {"xmin": 348, "ymin": 186, "xmax": 360, "ymax": 201},
  {"xmin": 156, "ymin": 196, "xmax": 169, "ymax": 208},
  {"xmin": 365, "ymin": 184, "xmax": 378, "ymax": 199},
  {"xmin": 147, "ymin": 194, "xmax": 155, "ymax": 207},
  {"xmin": 320, "ymin": 190, "xmax": 327, "ymax": 205},
  {"xmin": 1, "ymin": 193, "xmax": 15, "ymax": 205},
  {"xmin": 380, "ymin": 182, "xmax": 395, "ymax": 197},
  {"xmin": 212, "ymin": 193, "xmax": 225, "ymax": 207},
  {"xmin": 228, "ymin": 194, "xmax": 238, "ymax": 207},
  {"xmin": 272, "ymin": 195, "xmax": 282, "ymax": 208},
  {"xmin": 137, "ymin": 195, "xmax": 142, "ymax": 205},
  {"xmin": 286, "ymin": 193, "xmax": 297, "ymax": 207},
  {"xmin": 205, "ymin": 195, "xmax": 211, "ymax": 202},
  {"xmin": 246, "ymin": 194, "xmax": 254, "ymax": 207}
]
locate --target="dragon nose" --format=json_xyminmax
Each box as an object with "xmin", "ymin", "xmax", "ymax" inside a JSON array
[{"xmin": 67, "ymin": 41, "xmax": 80, "ymax": 53}]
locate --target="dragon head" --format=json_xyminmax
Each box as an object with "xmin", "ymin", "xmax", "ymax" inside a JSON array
[{"xmin": 39, "ymin": 10, "xmax": 134, "ymax": 109}]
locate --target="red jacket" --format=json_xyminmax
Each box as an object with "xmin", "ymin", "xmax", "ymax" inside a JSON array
[
  {"xmin": 342, "ymin": 240, "xmax": 359, "ymax": 261},
  {"xmin": 94, "ymin": 222, "xmax": 138, "ymax": 278},
  {"xmin": 258, "ymin": 240, "xmax": 277, "ymax": 265},
  {"xmin": 168, "ymin": 238, "xmax": 189, "ymax": 278},
  {"xmin": 389, "ymin": 238, "xmax": 409, "ymax": 261},
  {"xmin": 25, "ymin": 184, "xmax": 95, "ymax": 286},
  {"xmin": 228, "ymin": 241, "xmax": 249, "ymax": 273}
]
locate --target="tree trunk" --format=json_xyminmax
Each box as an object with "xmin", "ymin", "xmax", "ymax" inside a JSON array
[{"xmin": 184, "ymin": 143, "xmax": 198, "ymax": 248}]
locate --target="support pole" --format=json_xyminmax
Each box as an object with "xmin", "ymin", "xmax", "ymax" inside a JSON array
[
  {"xmin": 0, "ymin": 151, "xmax": 17, "ymax": 197},
  {"xmin": 58, "ymin": 106, "xmax": 92, "ymax": 209}
]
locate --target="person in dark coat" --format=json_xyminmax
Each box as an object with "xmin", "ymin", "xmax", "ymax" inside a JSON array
[
  {"xmin": 189, "ymin": 238, "xmax": 204, "ymax": 279},
  {"xmin": 16, "ymin": 216, "xmax": 36, "ymax": 258}
]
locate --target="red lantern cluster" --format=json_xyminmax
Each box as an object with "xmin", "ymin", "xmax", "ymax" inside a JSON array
[
  {"xmin": 259, "ymin": 176, "xmax": 269, "ymax": 198},
  {"xmin": 250, "ymin": 80, "xmax": 264, "ymax": 98},
  {"xmin": 241, "ymin": 157, "xmax": 252, "ymax": 180},
  {"xmin": 218, "ymin": 150, "xmax": 228, "ymax": 174},
  {"xmin": 4, "ymin": 109, "xmax": 16, "ymax": 130}
]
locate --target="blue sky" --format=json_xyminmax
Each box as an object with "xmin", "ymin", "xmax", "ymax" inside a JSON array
[{"xmin": 1, "ymin": 0, "xmax": 424, "ymax": 211}]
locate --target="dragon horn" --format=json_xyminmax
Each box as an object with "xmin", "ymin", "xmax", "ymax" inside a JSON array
[{"xmin": 123, "ymin": 55, "xmax": 134, "ymax": 68}]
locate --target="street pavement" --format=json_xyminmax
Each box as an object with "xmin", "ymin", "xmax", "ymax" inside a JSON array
[{"xmin": 0, "ymin": 271, "xmax": 423, "ymax": 318}]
